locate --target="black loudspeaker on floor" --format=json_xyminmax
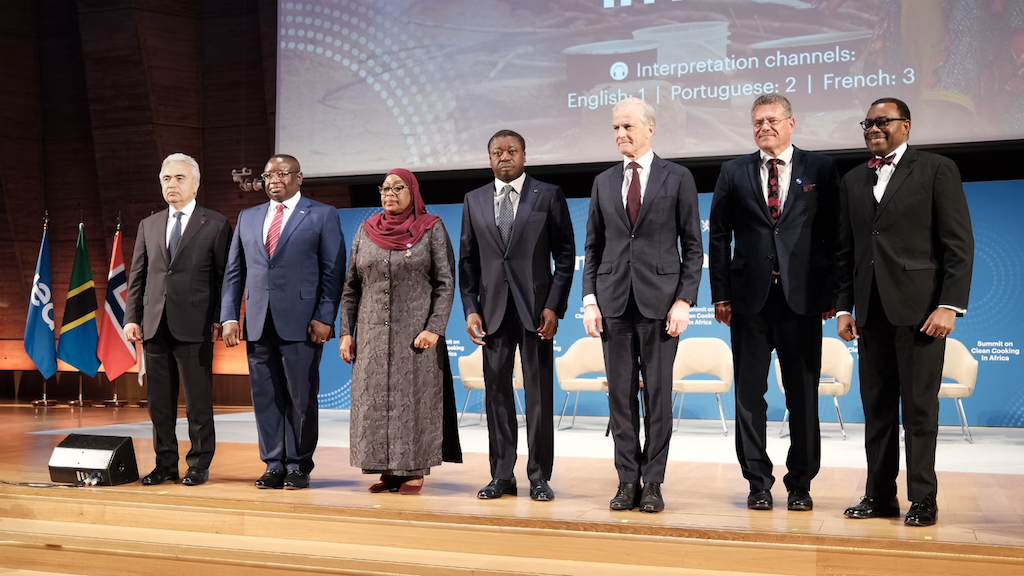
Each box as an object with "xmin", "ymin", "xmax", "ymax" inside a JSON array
[{"xmin": 48, "ymin": 434, "xmax": 139, "ymax": 486}]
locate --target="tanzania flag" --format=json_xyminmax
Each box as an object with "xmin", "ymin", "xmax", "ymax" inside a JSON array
[
  {"xmin": 56, "ymin": 223, "xmax": 101, "ymax": 376},
  {"xmin": 24, "ymin": 227, "xmax": 57, "ymax": 379},
  {"xmin": 97, "ymin": 229, "xmax": 136, "ymax": 379}
]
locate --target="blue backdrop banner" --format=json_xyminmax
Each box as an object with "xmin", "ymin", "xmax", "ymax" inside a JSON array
[{"xmin": 321, "ymin": 179, "xmax": 1024, "ymax": 427}]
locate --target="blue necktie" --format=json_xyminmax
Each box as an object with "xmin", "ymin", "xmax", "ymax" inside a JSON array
[{"xmin": 168, "ymin": 211, "xmax": 183, "ymax": 259}]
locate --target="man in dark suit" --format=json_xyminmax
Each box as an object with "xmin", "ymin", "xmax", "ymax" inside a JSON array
[
  {"xmin": 221, "ymin": 154, "xmax": 345, "ymax": 490},
  {"xmin": 125, "ymin": 153, "xmax": 232, "ymax": 487},
  {"xmin": 459, "ymin": 129, "xmax": 575, "ymax": 502},
  {"xmin": 836, "ymin": 98, "xmax": 974, "ymax": 527},
  {"xmin": 582, "ymin": 97, "xmax": 703, "ymax": 513},
  {"xmin": 709, "ymin": 94, "xmax": 840, "ymax": 512}
]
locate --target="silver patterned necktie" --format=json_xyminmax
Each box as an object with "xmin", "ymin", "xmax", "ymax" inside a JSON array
[
  {"xmin": 498, "ymin": 184, "xmax": 515, "ymax": 249},
  {"xmin": 168, "ymin": 211, "xmax": 183, "ymax": 259}
]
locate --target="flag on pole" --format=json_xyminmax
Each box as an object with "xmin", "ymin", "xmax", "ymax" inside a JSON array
[
  {"xmin": 24, "ymin": 226, "xmax": 57, "ymax": 379},
  {"xmin": 56, "ymin": 223, "xmax": 101, "ymax": 377},
  {"xmin": 97, "ymin": 229, "xmax": 136, "ymax": 379}
]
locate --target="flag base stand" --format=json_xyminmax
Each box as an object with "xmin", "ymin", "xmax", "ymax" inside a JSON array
[
  {"xmin": 68, "ymin": 399, "xmax": 93, "ymax": 407},
  {"xmin": 102, "ymin": 399, "xmax": 128, "ymax": 407},
  {"xmin": 136, "ymin": 399, "xmax": 148, "ymax": 408},
  {"xmin": 32, "ymin": 399, "xmax": 57, "ymax": 407}
]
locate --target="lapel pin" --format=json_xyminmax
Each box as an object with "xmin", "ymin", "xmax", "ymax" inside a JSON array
[{"xmin": 796, "ymin": 178, "xmax": 802, "ymax": 185}]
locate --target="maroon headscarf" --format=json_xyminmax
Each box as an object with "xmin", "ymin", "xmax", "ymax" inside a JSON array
[{"xmin": 364, "ymin": 168, "xmax": 441, "ymax": 251}]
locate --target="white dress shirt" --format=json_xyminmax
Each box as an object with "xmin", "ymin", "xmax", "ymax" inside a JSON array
[
  {"xmin": 263, "ymin": 192, "xmax": 303, "ymax": 243},
  {"xmin": 759, "ymin": 145, "xmax": 794, "ymax": 211},
  {"xmin": 166, "ymin": 198, "xmax": 197, "ymax": 248},
  {"xmin": 493, "ymin": 172, "xmax": 526, "ymax": 222}
]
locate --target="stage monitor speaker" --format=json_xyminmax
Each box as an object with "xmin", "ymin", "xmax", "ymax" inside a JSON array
[{"xmin": 48, "ymin": 434, "xmax": 139, "ymax": 486}]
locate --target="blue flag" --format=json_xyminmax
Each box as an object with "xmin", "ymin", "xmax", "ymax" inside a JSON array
[
  {"xmin": 56, "ymin": 223, "xmax": 101, "ymax": 377},
  {"xmin": 24, "ymin": 227, "xmax": 57, "ymax": 379}
]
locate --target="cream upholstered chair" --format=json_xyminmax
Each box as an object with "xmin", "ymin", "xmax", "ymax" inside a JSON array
[
  {"xmin": 939, "ymin": 337, "xmax": 979, "ymax": 443},
  {"xmin": 457, "ymin": 346, "xmax": 525, "ymax": 426},
  {"xmin": 776, "ymin": 337, "xmax": 854, "ymax": 439},
  {"xmin": 554, "ymin": 337, "xmax": 607, "ymax": 429},
  {"xmin": 671, "ymin": 337, "xmax": 733, "ymax": 435}
]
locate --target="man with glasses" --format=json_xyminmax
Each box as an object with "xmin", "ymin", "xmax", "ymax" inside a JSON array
[
  {"xmin": 709, "ymin": 93, "xmax": 839, "ymax": 512},
  {"xmin": 221, "ymin": 154, "xmax": 345, "ymax": 489},
  {"xmin": 125, "ymin": 153, "xmax": 232, "ymax": 487},
  {"xmin": 459, "ymin": 129, "xmax": 575, "ymax": 501},
  {"xmin": 836, "ymin": 98, "xmax": 974, "ymax": 527}
]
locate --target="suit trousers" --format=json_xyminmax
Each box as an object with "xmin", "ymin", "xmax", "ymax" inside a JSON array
[
  {"xmin": 602, "ymin": 293, "xmax": 678, "ymax": 484},
  {"xmin": 732, "ymin": 280, "xmax": 822, "ymax": 492},
  {"xmin": 859, "ymin": 281, "xmax": 944, "ymax": 502},
  {"xmin": 483, "ymin": 293, "xmax": 554, "ymax": 481},
  {"xmin": 144, "ymin": 315, "xmax": 216, "ymax": 470},
  {"xmin": 247, "ymin": 309, "xmax": 323, "ymax": 474}
]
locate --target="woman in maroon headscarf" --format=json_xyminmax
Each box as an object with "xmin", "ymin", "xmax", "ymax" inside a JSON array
[{"xmin": 339, "ymin": 169, "xmax": 461, "ymax": 494}]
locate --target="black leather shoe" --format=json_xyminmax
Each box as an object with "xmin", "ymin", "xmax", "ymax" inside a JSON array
[
  {"xmin": 609, "ymin": 482, "xmax": 640, "ymax": 511},
  {"xmin": 477, "ymin": 477, "xmax": 517, "ymax": 499},
  {"xmin": 747, "ymin": 489, "xmax": 773, "ymax": 510},
  {"xmin": 639, "ymin": 482, "xmax": 665, "ymax": 513},
  {"xmin": 787, "ymin": 489, "xmax": 813, "ymax": 511},
  {"xmin": 904, "ymin": 498, "xmax": 938, "ymax": 527},
  {"xmin": 530, "ymin": 479, "xmax": 555, "ymax": 501},
  {"xmin": 141, "ymin": 467, "xmax": 179, "ymax": 486},
  {"xmin": 283, "ymin": 470, "xmax": 310, "ymax": 490},
  {"xmin": 181, "ymin": 467, "xmax": 209, "ymax": 486},
  {"xmin": 844, "ymin": 496, "xmax": 900, "ymax": 519},
  {"xmin": 255, "ymin": 469, "xmax": 286, "ymax": 489}
]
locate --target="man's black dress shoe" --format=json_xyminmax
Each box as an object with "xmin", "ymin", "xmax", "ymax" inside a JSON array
[
  {"xmin": 844, "ymin": 496, "xmax": 901, "ymax": 519},
  {"xmin": 747, "ymin": 489, "xmax": 773, "ymax": 510},
  {"xmin": 904, "ymin": 498, "xmax": 938, "ymax": 527},
  {"xmin": 639, "ymin": 482, "xmax": 665, "ymax": 513},
  {"xmin": 477, "ymin": 477, "xmax": 517, "ymax": 499},
  {"xmin": 530, "ymin": 479, "xmax": 555, "ymax": 501},
  {"xmin": 283, "ymin": 470, "xmax": 310, "ymax": 490},
  {"xmin": 255, "ymin": 469, "xmax": 286, "ymax": 489},
  {"xmin": 609, "ymin": 482, "xmax": 640, "ymax": 511},
  {"xmin": 141, "ymin": 467, "xmax": 179, "ymax": 486},
  {"xmin": 181, "ymin": 467, "xmax": 209, "ymax": 486},
  {"xmin": 787, "ymin": 489, "xmax": 813, "ymax": 511}
]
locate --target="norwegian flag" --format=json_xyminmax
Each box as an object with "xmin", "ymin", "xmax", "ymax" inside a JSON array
[{"xmin": 97, "ymin": 229, "xmax": 137, "ymax": 379}]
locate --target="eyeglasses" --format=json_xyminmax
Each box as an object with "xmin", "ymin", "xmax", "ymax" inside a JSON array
[
  {"xmin": 752, "ymin": 117, "xmax": 791, "ymax": 129},
  {"xmin": 379, "ymin": 185, "xmax": 408, "ymax": 197},
  {"xmin": 859, "ymin": 117, "xmax": 909, "ymax": 130},
  {"xmin": 261, "ymin": 171, "xmax": 298, "ymax": 181}
]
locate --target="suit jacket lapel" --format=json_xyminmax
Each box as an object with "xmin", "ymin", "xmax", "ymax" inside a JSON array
[
  {"xmin": 476, "ymin": 186, "xmax": 505, "ymax": 251},
  {"xmin": 607, "ymin": 163, "xmax": 630, "ymax": 230},
  {"xmin": 634, "ymin": 155, "xmax": 667, "ymax": 229},
  {"xmin": 777, "ymin": 148, "xmax": 804, "ymax": 226},
  {"xmin": 272, "ymin": 196, "xmax": 312, "ymax": 260},
  {"xmin": 506, "ymin": 176, "xmax": 539, "ymax": 250},
  {"xmin": 747, "ymin": 152, "xmax": 774, "ymax": 224},
  {"xmin": 156, "ymin": 209, "xmax": 172, "ymax": 263},
  {"xmin": 874, "ymin": 147, "xmax": 916, "ymax": 219},
  {"xmin": 171, "ymin": 206, "xmax": 206, "ymax": 262},
  {"xmin": 251, "ymin": 202, "xmax": 270, "ymax": 263}
]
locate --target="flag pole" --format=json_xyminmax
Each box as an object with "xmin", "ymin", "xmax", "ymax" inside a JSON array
[
  {"xmin": 67, "ymin": 215, "xmax": 93, "ymax": 408},
  {"xmin": 103, "ymin": 212, "xmax": 128, "ymax": 407},
  {"xmin": 32, "ymin": 211, "xmax": 57, "ymax": 407}
]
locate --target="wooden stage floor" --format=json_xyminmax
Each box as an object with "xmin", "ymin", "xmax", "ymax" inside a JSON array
[{"xmin": 1, "ymin": 405, "xmax": 1023, "ymax": 575}]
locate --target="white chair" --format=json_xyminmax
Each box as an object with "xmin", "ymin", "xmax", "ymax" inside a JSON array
[
  {"xmin": 777, "ymin": 337, "xmax": 854, "ymax": 439},
  {"xmin": 457, "ymin": 346, "xmax": 525, "ymax": 426},
  {"xmin": 554, "ymin": 337, "xmax": 607, "ymax": 429},
  {"xmin": 672, "ymin": 337, "xmax": 733, "ymax": 435},
  {"xmin": 939, "ymin": 337, "xmax": 979, "ymax": 443}
]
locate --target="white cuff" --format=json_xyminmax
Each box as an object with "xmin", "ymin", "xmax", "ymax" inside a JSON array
[
  {"xmin": 939, "ymin": 304, "xmax": 966, "ymax": 314},
  {"xmin": 583, "ymin": 294, "xmax": 597, "ymax": 308}
]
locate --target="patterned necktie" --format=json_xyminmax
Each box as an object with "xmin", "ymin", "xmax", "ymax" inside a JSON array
[
  {"xmin": 498, "ymin": 184, "xmax": 515, "ymax": 249},
  {"xmin": 168, "ymin": 211, "xmax": 183, "ymax": 259},
  {"xmin": 266, "ymin": 204, "xmax": 285, "ymax": 258},
  {"xmin": 766, "ymin": 158, "xmax": 783, "ymax": 224},
  {"xmin": 868, "ymin": 153, "xmax": 896, "ymax": 169},
  {"xmin": 626, "ymin": 161, "xmax": 641, "ymax": 227}
]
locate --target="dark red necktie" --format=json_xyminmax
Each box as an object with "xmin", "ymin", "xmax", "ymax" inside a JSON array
[
  {"xmin": 868, "ymin": 153, "xmax": 896, "ymax": 169},
  {"xmin": 766, "ymin": 158, "xmax": 783, "ymax": 223},
  {"xmin": 627, "ymin": 161, "xmax": 641, "ymax": 227},
  {"xmin": 266, "ymin": 204, "xmax": 285, "ymax": 258}
]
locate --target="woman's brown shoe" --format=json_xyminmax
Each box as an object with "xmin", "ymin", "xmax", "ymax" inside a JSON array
[{"xmin": 398, "ymin": 476, "xmax": 424, "ymax": 495}]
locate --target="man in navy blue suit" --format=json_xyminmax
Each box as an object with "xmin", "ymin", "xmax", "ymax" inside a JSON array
[
  {"xmin": 221, "ymin": 154, "xmax": 345, "ymax": 489},
  {"xmin": 709, "ymin": 94, "xmax": 839, "ymax": 513}
]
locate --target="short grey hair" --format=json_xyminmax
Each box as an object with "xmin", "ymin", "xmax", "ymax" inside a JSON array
[
  {"xmin": 613, "ymin": 97, "xmax": 656, "ymax": 127},
  {"xmin": 160, "ymin": 153, "xmax": 201, "ymax": 186},
  {"xmin": 751, "ymin": 93, "xmax": 792, "ymax": 118}
]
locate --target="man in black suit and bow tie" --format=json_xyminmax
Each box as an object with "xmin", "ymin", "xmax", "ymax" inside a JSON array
[
  {"xmin": 837, "ymin": 98, "xmax": 974, "ymax": 527},
  {"xmin": 582, "ymin": 97, "xmax": 703, "ymax": 513},
  {"xmin": 709, "ymin": 94, "xmax": 840, "ymax": 512},
  {"xmin": 125, "ymin": 153, "xmax": 233, "ymax": 487},
  {"xmin": 459, "ymin": 129, "xmax": 575, "ymax": 501}
]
